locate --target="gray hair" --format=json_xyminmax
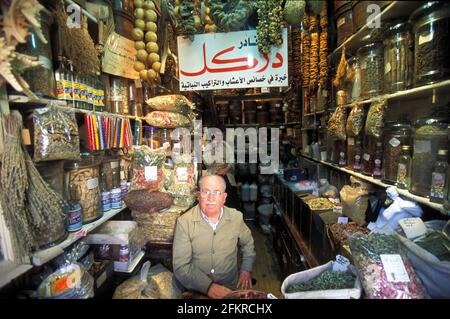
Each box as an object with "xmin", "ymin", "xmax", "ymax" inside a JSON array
[{"xmin": 198, "ymin": 174, "xmax": 226, "ymax": 192}]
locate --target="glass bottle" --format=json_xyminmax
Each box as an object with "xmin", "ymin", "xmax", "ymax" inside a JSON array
[
  {"xmin": 97, "ymin": 73, "xmax": 106, "ymax": 112},
  {"xmin": 100, "ymin": 169, "xmax": 111, "ymax": 213},
  {"xmin": 373, "ymin": 142, "xmax": 383, "ymax": 179},
  {"xmin": 160, "ymin": 128, "xmax": 171, "ymax": 156},
  {"xmin": 338, "ymin": 148, "xmax": 346, "ymax": 167},
  {"xmin": 80, "ymin": 74, "xmax": 88, "ymax": 110},
  {"xmin": 71, "ymin": 65, "xmax": 82, "ymax": 109},
  {"xmin": 353, "ymin": 139, "xmax": 363, "ymax": 172},
  {"xmin": 430, "ymin": 149, "xmax": 448, "ymax": 203},
  {"xmin": 86, "ymin": 75, "xmax": 94, "ymax": 111},
  {"xmin": 66, "ymin": 60, "xmax": 76, "ymax": 108},
  {"xmin": 55, "ymin": 56, "xmax": 66, "ymax": 102},
  {"xmin": 396, "ymin": 145, "xmax": 412, "ymax": 190},
  {"xmin": 148, "ymin": 127, "xmax": 160, "ymax": 149}
]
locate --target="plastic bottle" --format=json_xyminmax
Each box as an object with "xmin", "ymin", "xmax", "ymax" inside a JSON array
[
  {"xmin": 430, "ymin": 149, "xmax": 448, "ymax": 203},
  {"xmin": 396, "ymin": 145, "xmax": 412, "ymax": 190}
]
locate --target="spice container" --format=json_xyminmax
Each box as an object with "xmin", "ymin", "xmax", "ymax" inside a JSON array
[
  {"xmin": 348, "ymin": 57, "xmax": 361, "ymax": 102},
  {"xmin": 64, "ymin": 153, "xmax": 102, "ymax": 224},
  {"xmin": 16, "ymin": 8, "xmax": 56, "ymax": 98},
  {"xmin": 410, "ymin": 116, "xmax": 449, "ymax": 197},
  {"xmin": 381, "ymin": 121, "xmax": 412, "ymax": 184},
  {"xmin": 430, "ymin": 149, "xmax": 448, "ymax": 203},
  {"xmin": 357, "ymin": 41, "xmax": 384, "ymax": 99},
  {"xmin": 410, "ymin": 1, "xmax": 450, "ymax": 86},
  {"xmin": 383, "ymin": 21, "xmax": 414, "ymax": 93},
  {"xmin": 396, "ymin": 145, "xmax": 412, "ymax": 189},
  {"xmin": 336, "ymin": 2, "xmax": 353, "ymax": 46}
]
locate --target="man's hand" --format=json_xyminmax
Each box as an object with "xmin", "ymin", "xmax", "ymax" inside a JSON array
[
  {"xmin": 207, "ymin": 283, "xmax": 232, "ymax": 299},
  {"xmin": 237, "ymin": 270, "xmax": 252, "ymax": 290}
]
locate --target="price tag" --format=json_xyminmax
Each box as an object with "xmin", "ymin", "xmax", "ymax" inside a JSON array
[
  {"xmin": 384, "ymin": 62, "xmax": 391, "ymax": 74},
  {"xmin": 176, "ymin": 167, "xmax": 188, "ymax": 182},
  {"xmin": 338, "ymin": 217, "xmax": 348, "ymax": 224},
  {"xmin": 337, "ymin": 17, "xmax": 346, "ymax": 28},
  {"xmin": 363, "ymin": 153, "xmax": 370, "ymax": 161},
  {"xmin": 135, "ymin": 79, "xmax": 143, "ymax": 88},
  {"xmin": 333, "ymin": 254, "xmax": 350, "ymax": 272},
  {"xmin": 144, "ymin": 166, "xmax": 157, "ymax": 181},
  {"xmin": 419, "ymin": 32, "xmax": 433, "ymax": 45},
  {"xmin": 389, "ymin": 137, "xmax": 401, "ymax": 148},
  {"xmin": 398, "ymin": 218, "xmax": 427, "ymax": 240},
  {"xmin": 333, "ymin": 206, "xmax": 343, "ymax": 214},
  {"xmin": 87, "ymin": 178, "xmax": 99, "ymax": 190},
  {"xmin": 22, "ymin": 129, "xmax": 31, "ymax": 145},
  {"xmin": 380, "ymin": 254, "xmax": 410, "ymax": 283},
  {"xmin": 261, "ymin": 87, "xmax": 270, "ymax": 93},
  {"xmin": 347, "ymin": 137, "xmax": 355, "ymax": 146}
]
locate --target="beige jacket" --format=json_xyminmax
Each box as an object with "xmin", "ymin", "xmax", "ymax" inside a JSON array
[{"xmin": 172, "ymin": 205, "xmax": 256, "ymax": 294}]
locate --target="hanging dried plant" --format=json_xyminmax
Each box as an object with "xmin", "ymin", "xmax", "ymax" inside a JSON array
[{"xmin": 54, "ymin": 1, "xmax": 100, "ymax": 75}]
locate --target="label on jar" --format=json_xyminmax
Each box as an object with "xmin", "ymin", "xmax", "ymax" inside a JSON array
[
  {"xmin": 389, "ymin": 138, "xmax": 401, "ymax": 148},
  {"xmin": 363, "ymin": 153, "xmax": 370, "ymax": 161},
  {"xmin": 430, "ymin": 172, "xmax": 445, "ymax": 199},
  {"xmin": 144, "ymin": 166, "xmax": 157, "ymax": 181},
  {"xmin": 101, "ymin": 191, "xmax": 111, "ymax": 212},
  {"xmin": 419, "ymin": 31, "xmax": 433, "ymax": 45},
  {"xmin": 347, "ymin": 138, "xmax": 355, "ymax": 146},
  {"xmin": 111, "ymin": 161, "xmax": 119, "ymax": 169},
  {"xmin": 38, "ymin": 55, "xmax": 52, "ymax": 70},
  {"xmin": 63, "ymin": 80, "xmax": 73, "ymax": 100},
  {"xmin": 176, "ymin": 167, "xmax": 189, "ymax": 182},
  {"xmin": 414, "ymin": 140, "xmax": 431, "ymax": 154},
  {"xmin": 337, "ymin": 17, "xmax": 346, "ymax": 28},
  {"xmin": 135, "ymin": 79, "xmax": 142, "ymax": 88},
  {"xmin": 384, "ymin": 62, "xmax": 391, "ymax": 74},
  {"xmin": 87, "ymin": 178, "xmax": 99, "ymax": 190},
  {"xmin": 380, "ymin": 254, "xmax": 410, "ymax": 283},
  {"xmin": 110, "ymin": 188, "xmax": 122, "ymax": 209},
  {"xmin": 360, "ymin": 61, "xmax": 367, "ymax": 70},
  {"xmin": 66, "ymin": 205, "xmax": 82, "ymax": 232},
  {"xmin": 73, "ymin": 82, "xmax": 81, "ymax": 101},
  {"xmin": 397, "ymin": 163, "xmax": 407, "ymax": 180}
]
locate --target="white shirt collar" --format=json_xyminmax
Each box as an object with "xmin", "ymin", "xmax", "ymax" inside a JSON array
[{"xmin": 200, "ymin": 208, "xmax": 224, "ymax": 231}]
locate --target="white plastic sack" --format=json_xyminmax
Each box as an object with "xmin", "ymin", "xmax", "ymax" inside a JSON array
[
  {"xmin": 396, "ymin": 221, "xmax": 450, "ymax": 299},
  {"xmin": 281, "ymin": 260, "xmax": 362, "ymax": 299}
]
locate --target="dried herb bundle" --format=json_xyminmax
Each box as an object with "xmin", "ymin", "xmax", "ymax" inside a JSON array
[
  {"xmin": 54, "ymin": 1, "xmax": 99, "ymax": 75},
  {"xmin": 301, "ymin": 14, "xmax": 310, "ymax": 87},
  {"xmin": 319, "ymin": 6, "xmax": 328, "ymax": 87}
]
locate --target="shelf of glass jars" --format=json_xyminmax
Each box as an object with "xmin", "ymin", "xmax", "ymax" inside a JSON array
[
  {"xmin": 329, "ymin": 1, "xmax": 422, "ymax": 63},
  {"xmin": 299, "ymin": 153, "xmax": 448, "ymax": 215},
  {"xmin": 341, "ymin": 79, "xmax": 450, "ymax": 108},
  {"xmin": 8, "ymin": 95, "xmax": 146, "ymax": 121},
  {"xmin": 223, "ymin": 122, "xmax": 301, "ymax": 128},
  {"xmin": 31, "ymin": 205, "xmax": 128, "ymax": 267}
]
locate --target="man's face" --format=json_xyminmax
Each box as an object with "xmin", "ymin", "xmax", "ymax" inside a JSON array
[{"xmin": 199, "ymin": 176, "xmax": 227, "ymax": 216}]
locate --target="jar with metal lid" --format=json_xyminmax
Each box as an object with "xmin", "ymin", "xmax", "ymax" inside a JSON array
[
  {"xmin": 410, "ymin": 1, "xmax": 450, "ymax": 86},
  {"xmin": 16, "ymin": 8, "xmax": 56, "ymax": 98},
  {"xmin": 381, "ymin": 121, "xmax": 412, "ymax": 184},
  {"xmin": 110, "ymin": 77, "xmax": 123, "ymax": 114},
  {"xmin": 100, "ymin": 152, "xmax": 121, "ymax": 191},
  {"xmin": 64, "ymin": 153, "xmax": 102, "ymax": 224},
  {"xmin": 383, "ymin": 21, "xmax": 414, "ymax": 93},
  {"xmin": 357, "ymin": 41, "xmax": 384, "ymax": 99},
  {"xmin": 410, "ymin": 115, "xmax": 449, "ymax": 197},
  {"xmin": 348, "ymin": 57, "xmax": 361, "ymax": 102}
]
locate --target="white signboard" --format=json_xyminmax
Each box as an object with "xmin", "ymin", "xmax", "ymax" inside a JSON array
[{"xmin": 177, "ymin": 29, "xmax": 288, "ymax": 91}]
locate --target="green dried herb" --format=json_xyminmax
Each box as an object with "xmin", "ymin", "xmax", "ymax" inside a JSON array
[
  {"xmin": 286, "ymin": 270, "xmax": 355, "ymax": 293},
  {"xmin": 414, "ymin": 232, "xmax": 450, "ymax": 262}
]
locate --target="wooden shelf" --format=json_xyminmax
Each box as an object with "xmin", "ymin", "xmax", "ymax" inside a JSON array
[
  {"xmin": 299, "ymin": 153, "xmax": 448, "ymax": 215},
  {"xmin": 31, "ymin": 206, "xmax": 128, "ymax": 266},
  {"xmin": 329, "ymin": 1, "xmax": 422, "ymax": 63},
  {"xmin": 341, "ymin": 79, "xmax": 450, "ymax": 108},
  {"xmin": 0, "ymin": 263, "xmax": 33, "ymax": 289},
  {"xmin": 303, "ymin": 110, "xmax": 326, "ymax": 117}
]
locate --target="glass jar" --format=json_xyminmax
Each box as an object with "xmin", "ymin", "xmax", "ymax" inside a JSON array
[
  {"xmin": 36, "ymin": 160, "xmax": 65, "ymax": 196},
  {"xmin": 410, "ymin": 1, "xmax": 450, "ymax": 86},
  {"xmin": 348, "ymin": 57, "xmax": 361, "ymax": 102},
  {"xmin": 383, "ymin": 21, "xmax": 414, "ymax": 93},
  {"xmin": 430, "ymin": 149, "xmax": 448, "ymax": 203},
  {"xmin": 144, "ymin": 126, "xmax": 160, "ymax": 149},
  {"xmin": 16, "ymin": 8, "xmax": 56, "ymax": 98},
  {"xmin": 160, "ymin": 128, "xmax": 171, "ymax": 156},
  {"xmin": 361, "ymin": 135, "xmax": 379, "ymax": 176},
  {"xmin": 110, "ymin": 77, "xmax": 123, "ymax": 114},
  {"xmin": 121, "ymin": 79, "xmax": 130, "ymax": 115},
  {"xmin": 100, "ymin": 153, "xmax": 121, "ymax": 191},
  {"xmin": 336, "ymin": 2, "xmax": 353, "ymax": 46},
  {"xmin": 357, "ymin": 41, "xmax": 384, "ymax": 99},
  {"xmin": 64, "ymin": 153, "xmax": 102, "ymax": 224},
  {"xmin": 410, "ymin": 116, "xmax": 449, "ymax": 197},
  {"xmin": 396, "ymin": 145, "xmax": 413, "ymax": 190},
  {"xmin": 381, "ymin": 121, "xmax": 412, "ymax": 184},
  {"xmin": 129, "ymin": 82, "xmax": 143, "ymax": 117}
]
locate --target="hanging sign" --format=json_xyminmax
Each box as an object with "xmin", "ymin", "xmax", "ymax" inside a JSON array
[
  {"xmin": 102, "ymin": 32, "xmax": 139, "ymax": 80},
  {"xmin": 177, "ymin": 29, "xmax": 288, "ymax": 91}
]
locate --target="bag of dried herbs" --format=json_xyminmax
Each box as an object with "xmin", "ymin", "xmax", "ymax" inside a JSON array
[
  {"xmin": 144, "ymin": 111, "xmax": 191, "ymax": 128},
  {"xmin": 32, "ymin": 104, "xmax": 80, "ymax": 162},
  {"xmin": 327, "ymin": 105, "xmax": 347, "ymax": 141},
  {"xmin": 131, "ymin": 146, "xmax": 166, "ymax": 191},
  {"xmin": 124, "ymin": 190, "xmax": 173, "ymax": 214},
  {"xmin": 346, "ymin": 103, "xmax": 365, "ymax": 137},
  {"xmin": 146, "ymin": 95, "xmax": 194, "ymax": 115},
  {"xmin": 340, "ymin": 176, "xmax": 371, "ymax": 226},
  {"xmin": 349, "ymin": 232, "xmax": 428, "ymax": 299},
  {"xmin": 365, "ymin": 99, "xmax": 387, "ymax": 138}
]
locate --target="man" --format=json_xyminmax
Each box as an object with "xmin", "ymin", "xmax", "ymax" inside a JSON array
[{"xmin": 173, "ymin": 174, "xmax": 256, "ymax": 299}]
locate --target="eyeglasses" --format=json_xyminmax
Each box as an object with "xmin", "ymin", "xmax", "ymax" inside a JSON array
[{"xmin": 199, "ymin": 190, "xmax": 224, "ymax": 197}]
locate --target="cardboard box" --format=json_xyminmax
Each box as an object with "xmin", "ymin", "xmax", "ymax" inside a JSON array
[{"xmin": 86, "ymin": 221, "xmax": 144, "ymax": 262}]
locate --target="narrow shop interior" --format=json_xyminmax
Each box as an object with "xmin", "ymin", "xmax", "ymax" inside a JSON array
[{"xmin": 0, "ymin": 0, "xmax": 449, "ymax": 300}]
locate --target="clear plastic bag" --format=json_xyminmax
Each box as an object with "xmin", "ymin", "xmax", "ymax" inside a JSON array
[
  {"xmin": 340, "ymin": 176, "xmax": 370, "ymax": 226},
  {"xmin": 131, "ymin": 146, "xmax": 166, "ymax": 191},
  {"xmin": 144, "ymin": 111, "xmax": 191, "ymax": 128},
  {"xmin": 346, "ymin": 103, "xmax": 365, "ymax": 137},
  {"xmin": 365, "ymin": 99, "xmax": 387, "ymax": 138},
  {"xmin": 146, "ymin": 95, "xmax": 194, "ymax": 114},
  {"xmin": 349, "ymin": 232, "xmax": 428, "ymax": 299},
  {"xmin": 33, "ymin": 104, "xmax": 80, "ymax": 161},
  {"xmin": 327, "ymin": 105, "xmax": 347, "ymax": 141}
]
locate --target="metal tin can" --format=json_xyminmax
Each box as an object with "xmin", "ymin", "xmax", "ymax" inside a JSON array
[{"xmin": 65, "ymin": 202, "xmax": 82, "ymax": 232}]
